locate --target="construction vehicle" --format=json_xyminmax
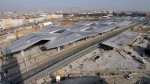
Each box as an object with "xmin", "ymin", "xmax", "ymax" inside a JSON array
[{"xmin": 0, "ymin": 52, "xmax": 6, "ymax": 59}]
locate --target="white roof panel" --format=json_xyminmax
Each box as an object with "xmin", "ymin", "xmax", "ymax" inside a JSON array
[
  {"xmin": 2, "ymin": 17, "xmax": 143, "ymax": 55},
  {"xmin": 102, "ymin": 32, "xmax": 138, "ymax": 49}
]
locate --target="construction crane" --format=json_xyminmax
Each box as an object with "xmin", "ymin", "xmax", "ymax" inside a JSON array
[
  {"xmin": 70, "ymin": 7, "xmax": 73, "ymax": 26},
  {"xmin": 14, "ymin": 30, "xmax": 19, "ymax": 40},
  {"xmin": 70, "ymin": 7, "xmax": 78, "ymax": 26},
  {"xmin": 80, "ymin": 4, "xmax": 82, "ymax": 20},
  {"xmin": 94, "ymin": 6, "xmax": 104, "ymax": 17},
  {"xmin": 72, "ymin": 7, "xmax": 79, "ymax": 21}
]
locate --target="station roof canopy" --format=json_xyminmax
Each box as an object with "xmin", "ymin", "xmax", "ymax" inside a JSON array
[
  {"xmin": 1, "ymin": 17, "xmax": 143, "ymax": 55},
  {"xmin": 44, "ymin": 21, "xmax": 131, "ymax": 49},
  {"xmin": 102, "ymin": 32, "xmax": 138, "ymax": 49},
  {"xmin": 1, "ymin": 26, "xmax": 69, "ymax": 55}
]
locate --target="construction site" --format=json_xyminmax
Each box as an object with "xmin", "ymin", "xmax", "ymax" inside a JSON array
[{"xmin": 0, "ymin": 15, "xmax": 150, "ymax": 84}]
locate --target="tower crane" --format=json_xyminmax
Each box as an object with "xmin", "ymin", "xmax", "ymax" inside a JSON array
[{"xmin": 70, "ymin": 7, "xmax": 78, "ymax": 26}]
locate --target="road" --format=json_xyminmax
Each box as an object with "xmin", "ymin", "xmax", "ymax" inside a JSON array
[{"xmin": 102, "ymin": 72, "xmax": 150, "ymax": 84}]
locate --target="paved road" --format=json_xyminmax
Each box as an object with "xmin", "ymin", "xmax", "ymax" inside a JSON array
[{"xmin": 102, "ymin": 72, "xmax": 150, "ymax": 84}]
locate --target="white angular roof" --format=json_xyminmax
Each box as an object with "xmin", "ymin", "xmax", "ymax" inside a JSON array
[
  {"xmin": 102, "ymin": 32, "xmax": 138, "ymax": 49},
  {"xmin": 1, "ymin": 17, "xmax": 143, "ymax": 55}
]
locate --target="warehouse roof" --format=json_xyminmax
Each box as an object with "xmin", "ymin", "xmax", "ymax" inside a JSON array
[{"xmin": 102, "ymin": 32, "xmax": 138, "ymax": 49}]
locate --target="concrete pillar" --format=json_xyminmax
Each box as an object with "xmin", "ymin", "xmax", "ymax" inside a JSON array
[
  {"xmin": 57, "ymin": 47, "xmax": 60, "ymax": 51},
  {"xmin": 21, "ymin": 50, "xmax": 28, "ymax": 71},
  {"xmin": 85, "ymin": 37, "xmax": 87, "ymax": 41},
  {"xmin": 0, "ymin": 69, "xmax": 6, "ymax": 81}
]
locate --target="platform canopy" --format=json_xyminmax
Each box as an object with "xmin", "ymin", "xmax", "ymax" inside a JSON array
[
  {"xmin": 44, "ymin": 20, "xmax": 132, "ymax": 49},
  {"xmin": 102, "ymin": 32, "xmax": 138, "ymax": 49},
  {"xmin": 1, "ymin": 26, "xmax": 69, "ymax": 55},
  {"xmin": 1, "ymin": 17, "xmax": 143, "ymax": 55}
]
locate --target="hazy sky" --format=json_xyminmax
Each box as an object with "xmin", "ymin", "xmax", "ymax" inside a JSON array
[{"xmin": 0, "ymin": 0, "xmax": 150, "ymax": 12}]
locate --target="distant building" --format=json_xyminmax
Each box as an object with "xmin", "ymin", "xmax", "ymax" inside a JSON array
[
  {"xmin": 0, "ymin": 13, "xmax": 63, "ymax": 29},
  {"xmin": 2, "ymin": 18, "xmax": 12, "ymax": 29},
  {"xmin": 146, "ymin": 13, "xmax": 150, "ymax": 17},
  {"xmin": 17, "ymin": 19, "xmax": 24, "ymax": 26},
  {"xmin": 107, "ymin": 14, "xmax": 113, "ymax": 17},
  {"xmin": 46, "ymin": 15, "xmax": 52, "ymax": 20},
  {"xmin": 11, "ymin": 19, "xmax": 19, "ymax": 27},
  {"xmin": 46, "ymin": 14, "xmax": 63, "ymax": 20},
  {"xmin": 108, "ymin": 10, "xmax": 113, "ymax": 14},
  {"xmin": 125, "ymin": 12, "xmax": 132, "ymax": 15},
  {"xmin": 37, "ymin": 17, "xmax": 45, "ymax": 22},
  {"xmin": 51, "ymin": 14, "xmax": 63, "ymax": 18},
  {"xmin": 34, "ymin": 18, "xmax": 40, "ymax": 24},
  {"xmin": 27, "ymin": 18, "xmax": 34, "ymax": 24}
]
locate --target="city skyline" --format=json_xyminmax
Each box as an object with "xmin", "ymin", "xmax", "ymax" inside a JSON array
[{"xmin": 0, "ymin": 0, "xmax": 150, "ymax": 12}]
